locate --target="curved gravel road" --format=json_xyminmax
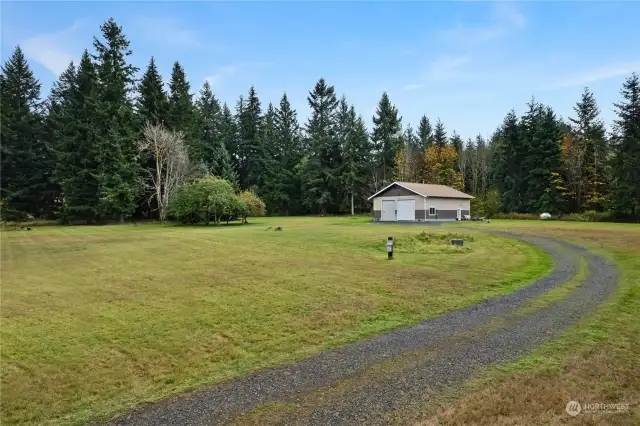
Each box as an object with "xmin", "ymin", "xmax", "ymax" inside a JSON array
[{"xmin": 106, "ymin": 232, "xmax": 618, "ymax": 426}]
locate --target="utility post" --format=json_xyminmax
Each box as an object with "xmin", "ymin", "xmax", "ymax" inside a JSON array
[{"xmin": 387, "ymin": 236, "xmax": 394, "ymax": 260}]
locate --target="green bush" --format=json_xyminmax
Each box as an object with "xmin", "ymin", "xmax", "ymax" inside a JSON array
[
  {"xmin": 168, "ymin": 177, "xmax": 266, "ymax": 225},
  {"xmin": 492, "ymin": 212, "xmax": 542, "ymax": 220},
  {"xmin": 560, "ymin": 210, "xmax": 614, "ymax": 222},
  {"xmin": 237, "ymin": 190, "xmax": 266, "ymax": 224},
  {"xmin": 470, "ymin": 189, "xmax": 501, "ymax": 217},
  {"xmin": 169, "ymin": 176, "xmax": 237, "ymax": 225}
]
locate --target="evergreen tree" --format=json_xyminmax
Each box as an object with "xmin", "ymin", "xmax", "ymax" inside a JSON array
[
  {"xmin": 371, "ymin": 92, "xmax": 402, "ymax": 185},
  {"xmin": 137, "ymin": 57, "xmax": 169, "ymax": 127},
  {"xmin": 610, "ymin": 73, "xmax": 640, "ymax": 218},
  {"xmin": 168, "ymin": 61, "xmax": 198, "ymax": 161},
  {"xmin": 342, "ymin": 106, "xmax": 372, "ymax": 214},
  {"xmin": 521, "ymin": 100, "xmax": 564, "ymax": 213},
  {"xmin": 432, "ymin": 118, "xmax": 447, "ymax": 148},
  {"xmin": 0, "ymin": 46, "xmax": 52, "ymax": 220},
  {"xmin": 92, "ymin": 18, "xmax": 140, "ymax": 221},
  {"xmin": 450, "ymin": 131, "xmax": 463, "ymax": 154},
  {"xmin": 51, "ymin": 52, "xmax": 102, "ymax": 222},
  {"xmin": 268, "ymin": 93, "xmax": 303, "ymax": 214},
  {"xmin": 237, "ymin": 86, "xmax": 263, "ymax": 189},
  {"xmin": 196, "ymin": 81, "xmax": 234, "ymax": 181},
  {"xmin": 301, "ymin": 78, "xmax": 340, "ymax": 213},
  {"xmin": 418, "ymin": 115, "xmax": 433, "ymax": 149},
  {"xmin": 491, "ymin": 110, "xmax": 526, "ymax": 212},
  {"xmin": 258, "ymin": 103, "xmax": 279, "ymax": 212},
  {"xmin": 568, "ymin": 87, "xmax": 609, "ymax": 211}
]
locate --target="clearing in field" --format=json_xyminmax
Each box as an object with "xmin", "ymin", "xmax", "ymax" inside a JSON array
[{"xmin": 1, "ymin": 216, "xmax": 549, "ymax": 425}]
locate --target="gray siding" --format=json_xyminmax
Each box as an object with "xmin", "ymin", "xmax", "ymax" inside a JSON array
[
  {"xmin": 373, "ymin": 210, "xmax": 381, "ymax": 219},
  {"xmin": 374, "ymin": 185, "xmax": 416, "ymax": 197}
]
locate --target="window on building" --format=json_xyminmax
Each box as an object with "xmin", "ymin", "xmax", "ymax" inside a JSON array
[{"xmin": 429, "ymin": 207, "xmax": 436, "ymax": 215}]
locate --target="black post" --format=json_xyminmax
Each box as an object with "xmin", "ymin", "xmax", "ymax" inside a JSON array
[{"xmin": 387, "ymin": 236, "xmax": 393, "ymax": 260}]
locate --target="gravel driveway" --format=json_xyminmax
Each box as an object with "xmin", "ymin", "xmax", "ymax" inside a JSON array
[{"xmin": 107, "ymin": 232, "xmax": 618, "ymax": 426}]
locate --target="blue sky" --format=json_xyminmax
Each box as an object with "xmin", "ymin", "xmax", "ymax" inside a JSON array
[{"xmin": 2, "ymin": 1, "xmax": 639, "ymax": 140}]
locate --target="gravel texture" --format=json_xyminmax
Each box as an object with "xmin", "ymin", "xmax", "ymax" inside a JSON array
[{"xmin": 106, "ymin": 233, "xmax": 618, "ymax": 426}]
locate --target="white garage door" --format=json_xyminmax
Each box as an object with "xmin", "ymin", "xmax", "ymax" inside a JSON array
[
  {"xmin": 397, "ymin": 200, "xmax": 415, "ymax": 221},
  {"xmin": 381, "ymin": 200, "xmax": 396, "ymax": 221}
]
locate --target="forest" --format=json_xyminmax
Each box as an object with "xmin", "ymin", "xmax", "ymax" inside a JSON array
[{"xmin": 1, "ymin": 18, "xmax": 639, "ymax": 223}]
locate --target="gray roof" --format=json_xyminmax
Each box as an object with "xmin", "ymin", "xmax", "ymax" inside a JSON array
[{"xmin": 368, "ymin": 181, "xmax": 474, "ymax": 200}]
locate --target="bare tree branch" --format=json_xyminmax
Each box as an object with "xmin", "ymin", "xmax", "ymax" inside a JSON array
[{"xmin": 137, "ymin": 123, "xmax": 193, "ymax": 221}]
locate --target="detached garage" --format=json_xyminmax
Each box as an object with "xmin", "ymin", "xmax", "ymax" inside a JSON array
[{"xmin": 369, "ymin": 182, "xmax": 474, "ymax": 222}]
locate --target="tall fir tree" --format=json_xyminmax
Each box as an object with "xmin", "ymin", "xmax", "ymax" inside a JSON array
[
  {"xmin": 610, "ymin": 73, "xmax": 640, "ymax": 218},
  {"xmin": 521, "ymin": 100, "xmax": 564, "ymax": 213},
  {"xmin": 371, "ymin": 92, "xmax": 402, "ymax": 186},
  {"xmin": 92, "ymin": 18, "xmax": 140, "ymax": 221},
  {"xmin": 268, "ymin": 93, "xmax": 303, "ymax": 214},
  {"xmin": 568, "ymin": 87, "xmax": 609, "ymax": 211},
  {"xmin": 137, "ymin": 57, "xmax": 169, "ymax": 127},
  {"xmin": 418, "ymin": 115, "xmax": 433, "ymax": 150},
  {"xmin": 168, "ymin": 61, "xmax": 199, "ymax": 161},
  {"xmin": 237, "ymin": 86, "xmax": 263, "ymax": 189},
  {"xmin": 432, "ymin": 118, "xmax": 447, "ymax": 148},
  {"xmin": 450, "ymin": 131, "xmax": 463, "ymax": 154},
  {"xmin": 342, "ymin": 106, "xmax": 372, "ymax": 215},
  {"xmin": 258, "ymin": 103, "xmax": 279, "ymax": 212},
  {"xmin": 491, "ymin": 110, "xmax": 526, "ymax": 212},
  {"xmin": 51, "ymin": 52, "xmax": 102, "ymax": 222},
  {"xmin": 196, "ymin": 81, "xmax": 235, "ymax": 182},
  {"xmin": 301, "ymin": 78, "xmax": 340, "ymax": 213},
  {"xmin": 0, "ymin": 46, "xmax": 53, "ymax": 219}
]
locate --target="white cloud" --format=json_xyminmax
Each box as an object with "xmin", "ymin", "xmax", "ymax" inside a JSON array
[
  {"xmin": 427, "ymin": 55, "xmax": 471, "ymax": 79},
  {"xmin": 204, "ymin": 65, "xmax": 239, "ymax": 87},
  {"xmin": 403, "ymin": 83, "xmax": 424, "ymax": 91},
  {"xmin": 203, "ymin": 61, "xmax": 273, "ymax": 88},
  {"xmin": 550, "ymin": 61, "xmax": 640, "ymax": 89},
  {"xmin": 21, "ymin": 21, "xmax": 87, "ymax": 75},
  {"xmin": 437, "ymin": 2, "xmax": 526, "ymax": 46},
  {"xmin": 135, "ymin": 17, "xmax": 206, "ymax": 49}
]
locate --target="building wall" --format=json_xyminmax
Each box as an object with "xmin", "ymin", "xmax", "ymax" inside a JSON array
[
  {"xmin": 424, "ymin": 197, "xmax": 471, "ymax": 211},
  {"xmin": 373, "ymin": 196, "xmax": 471, "ymax": 221}
]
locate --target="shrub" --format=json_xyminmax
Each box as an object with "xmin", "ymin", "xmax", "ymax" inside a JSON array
[
  {"xmin": 560, "ymin": 210, "xmax": 613, "ymax": 222},
  {"xmin": 168, "ymin": 178, "xmax": 266, "ymax": 225},
  {"xmin": 470, "ymin": 189, "xmax": 501, "ymax": 217},
  {"xmin": 492, "ymin": 212, "xmax": 542, "ymax": 220},
  {"xmin": 169, "ymin": 176, "xmax": 237, "ymax": 224},
  {"xmin": 237, "ymin": 190, "xmax": 266, "ymax": 224}
]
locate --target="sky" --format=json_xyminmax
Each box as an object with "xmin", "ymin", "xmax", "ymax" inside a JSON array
[{"xmin": 2, "ymin": 1, "xmax": 639, "ymax": 140}]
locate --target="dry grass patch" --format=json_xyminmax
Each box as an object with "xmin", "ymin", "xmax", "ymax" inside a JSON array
[{"xmin": 411, "ymin": 220, "xmax": 640, "ymax": 426}]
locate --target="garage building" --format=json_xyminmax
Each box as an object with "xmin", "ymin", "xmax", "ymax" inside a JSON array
[{"xmin": 369, "ymin": 182, "xmax": 474, "ymax": 222}]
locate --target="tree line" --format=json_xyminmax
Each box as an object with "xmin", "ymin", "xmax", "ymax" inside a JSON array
[{"xmin": 1, "ymin": 18, "xmax": 639, "ymax": 222}]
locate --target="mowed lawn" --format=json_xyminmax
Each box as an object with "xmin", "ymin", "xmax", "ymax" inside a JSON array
[{"xmin": 1, "ymin": 216, "xmax": 549, "ymax": 425}]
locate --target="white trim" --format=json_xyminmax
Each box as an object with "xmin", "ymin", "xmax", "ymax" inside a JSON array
[
  {"xmin": 367, "ymin": 182, "xmax": 428, "ymax": 200},
  {"xmin": 429, "ymin": 206, "xmax": 437, "ymax": 216}
]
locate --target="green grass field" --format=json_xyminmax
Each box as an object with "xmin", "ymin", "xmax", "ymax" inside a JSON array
[{"xmin": 0, "ymin": 216, "xmax": 550, "ymax": 425}]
